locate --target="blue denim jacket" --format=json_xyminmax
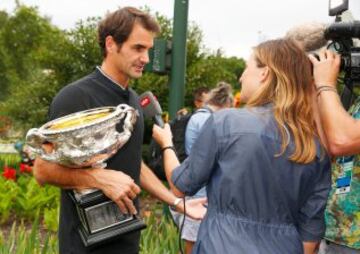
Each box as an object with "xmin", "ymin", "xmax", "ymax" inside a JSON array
[{"xmin": 172, "ymin": 106, "xmax": 331, "ymax": 254}]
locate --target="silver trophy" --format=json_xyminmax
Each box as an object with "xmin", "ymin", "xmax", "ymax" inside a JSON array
[{"xmin": 26, "ymin": 104, "xmax": 146, "ymax": 248}]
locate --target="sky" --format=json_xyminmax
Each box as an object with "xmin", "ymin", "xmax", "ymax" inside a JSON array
[{"xmin": 1, "ymin": 0, "xmax": 359, "ymax": 59}]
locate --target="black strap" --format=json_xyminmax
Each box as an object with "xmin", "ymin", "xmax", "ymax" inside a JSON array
[{"xmin": 161, "ymin": 146, "xmax": 176, "ymax": 153}]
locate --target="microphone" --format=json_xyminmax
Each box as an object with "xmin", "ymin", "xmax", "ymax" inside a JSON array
[
  {"xmin": 285, "ymin": 22, "xmax": 328, "ymax": 52},
  {"xmin": 139, "ymin": 91, "xmax": 164, "ymax": 127}
]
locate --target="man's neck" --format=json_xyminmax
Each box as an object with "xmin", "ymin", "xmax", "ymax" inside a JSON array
[{"xmin": 100, "ymin": 61, "xmax": 129, "ymax": 88}]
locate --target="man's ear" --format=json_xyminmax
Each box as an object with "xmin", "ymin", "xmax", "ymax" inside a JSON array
[
  {"xmin": 105, "ymin": 36, "xmax": 117, "ymax": 54},
  {"xmin": 260, "ymin": 66, "xmax": 270, "ymax": 83}
]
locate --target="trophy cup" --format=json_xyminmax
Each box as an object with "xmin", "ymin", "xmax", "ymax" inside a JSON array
[{"xmin": 26, "ymin": 104, "xmax": 146, "ymax": 248}]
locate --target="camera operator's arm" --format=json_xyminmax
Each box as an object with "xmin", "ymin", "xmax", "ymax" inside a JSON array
[
  {"xmin": 311, "ymin": 85, "xmax": 330, "ymax": 152},
  {"xmin": 309, "ymin": 49, "xmax": 360, "ymax": 155}
]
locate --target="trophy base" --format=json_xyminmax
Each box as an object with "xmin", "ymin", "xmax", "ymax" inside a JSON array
[
  {"xmin": 78, "ymin": 215, "xmax": 146, "ymax": 248},
  {"xmin": 68, "ymin": 190, "xmax": 146, "ymax": 248}
]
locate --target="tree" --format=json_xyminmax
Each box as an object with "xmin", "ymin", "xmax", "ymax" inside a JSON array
[
  {"xmin": 0, "ymin": 70, "xmax": 59, "ymax": 130},
  {"xmin": 0, "ymin": 6, "xmax": 102, "ymax": 131},
  {"xmin": 1, "ymin": 6, "xmax": 53, "ymax": 79},
  {"xmin": 0, "ymin": 11, "xmax": 10, "ymax": 100}
]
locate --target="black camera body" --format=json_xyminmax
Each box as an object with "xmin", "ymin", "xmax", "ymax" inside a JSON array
[
  {"xmin": 325, "ymin": 0, "xmax": 360, "ymax": 108},
  {"xmin": 325, "ymin": 21, "xmax": 360, "ymax": 82}
]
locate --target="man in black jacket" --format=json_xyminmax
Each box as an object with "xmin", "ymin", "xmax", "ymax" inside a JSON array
[{"xmin": 34, "ymin": 7, "xmax": 206, "ymax": 254}]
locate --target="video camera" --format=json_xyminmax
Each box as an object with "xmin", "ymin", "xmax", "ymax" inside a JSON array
[{"xmin": 325, "ymin": 0, "xmax": 360, "ymax": 109}]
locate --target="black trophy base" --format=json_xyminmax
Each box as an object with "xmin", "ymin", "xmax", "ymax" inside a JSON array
[
  {"xmin": 68, "ymin": 190, "xmax": 146, "ymax": 248},
  {"xmin": 78, "ymin": 215, "xmax": 146, "ymax": 248}
]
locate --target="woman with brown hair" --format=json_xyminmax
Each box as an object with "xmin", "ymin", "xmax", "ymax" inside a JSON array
[{"xmin": 153, "ymin": 39, "xmax": 331, "ymax": 254}]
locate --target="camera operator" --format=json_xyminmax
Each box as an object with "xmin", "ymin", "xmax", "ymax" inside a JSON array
[{"xmin": 309, "ymin": 50, "xmax": 360, "ymax": 254}]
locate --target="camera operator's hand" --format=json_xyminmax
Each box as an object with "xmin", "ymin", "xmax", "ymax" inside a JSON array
[{"xmin": 308, "ymin": 49, "xmax": 341, "ymax": 88}]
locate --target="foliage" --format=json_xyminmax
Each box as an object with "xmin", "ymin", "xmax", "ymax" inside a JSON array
[
  {"xmin": 0, "ymin": 6, "xmax": 102, "ymax": 131},
  {"xmin": 0, "ymin": 175, "xmax": 60, "ymax": 229},
  {"xmin": 0, "ymin": 209, "xmax": 180, "ymax": 254},
  {"xmin": 0, "ymin": 218, "xmax": 58, "ymax": 254},
  {"xmin": 2, "ymin": 6, "xmax": 47, "ymax": 75},
  {"xmin": 0, "ymin": 153, "xmax": 21, "ymax": 171},
  {"xmin": 0, "ymin": 70, "xmax": 59, "ymax": 130},
  {"xmin": 0, "ymin": 10, "xmax": 10, "ymax": 100},
  {"xmin": 15, "ymin": 177, "xmax": 59, "ymax": 221},
  {"xmin": 184, "ymin": 54, "xmax": 244, "ymax": 107},
  {"xmin": 0, "ymin": 154, "xmax": 59, "ymax": 230},
  {"xmin": 140, "ymin": 214, "xmax": 182, "ymax": 254},
  {"xmin": 40, "ymin": 17, "xmax": 102, "ymax": 86}
]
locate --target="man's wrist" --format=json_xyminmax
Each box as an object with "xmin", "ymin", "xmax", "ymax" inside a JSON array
[
  {"xmin": 90, "ymin": 168, "xmax": 105, "ymax": 189},
  {"xmin": 170, "ymin": 197, "xmax": 183, "ymax": 211}
]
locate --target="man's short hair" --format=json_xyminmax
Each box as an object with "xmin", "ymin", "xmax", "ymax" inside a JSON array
[
  {"xmin": 98, "ymin": 7, "xmax": 160, "ymax": 57},
  {"xmin": 193, "ymin": 86, "xmax": 210, "ymax": 103}
]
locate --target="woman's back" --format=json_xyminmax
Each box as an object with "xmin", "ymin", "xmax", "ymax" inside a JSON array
[
  {"xmin": 173, "ymin": 106, "xmax": 331, "ymax": 254},
  {"xmin": 155, "ymin": 39, "xmax": 333, "ymax": 254}
]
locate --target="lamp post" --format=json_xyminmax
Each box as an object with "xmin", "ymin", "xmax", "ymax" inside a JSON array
[{"xmin": 168, "ymin": 0, "xmax": 189, "ymax": 119}]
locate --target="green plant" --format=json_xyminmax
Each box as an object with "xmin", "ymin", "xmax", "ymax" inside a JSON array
[
  {"xmin": 43, "ymin": 206, "xmax": 59, "ymax": 232},
  {"xmin": 0, "ymin": 217, "xmax": 57, "ymax": 254},
  {"xmin": 0, "ymin": 177, "xmax": 20, "ymax": 223},
  {"xmin": 0, "ymin": 175, "xmax": 60, "ymax": 224},
  {"xmin": 0, "ymin": 205, "xmax": 181, "ymax": 253},
  {"xmin": 0, "ymin": 154, "xmax": 60, "ymax": 224},
  {"xmin": 140, "ymin": 213, "xmax": 182, "ymax": 254},
  {"xmin": 0, "ymin": 153, "xmax": 21, "ymax": 170},
  {"xmin": 14, "ymin": 177, "xmax": 59, "ymax": 220}
]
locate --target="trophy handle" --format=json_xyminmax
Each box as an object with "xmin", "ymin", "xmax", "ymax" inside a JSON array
[
  {"xmin": 116, "ymin": 104, "xmax": 137, "ymax": 129},
  {"xmin": 114, "ymin": 104, "xmax": 137, "ymax": 145},
  {"xmin": 25, "ymin": 128, "xmax": 59, "ymax": 162}
]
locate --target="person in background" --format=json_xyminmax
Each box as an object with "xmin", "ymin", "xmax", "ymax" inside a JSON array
[
  {"xmin": 153, "ymin": 39, "xmax": 331, "ymax": 254},
  {"xmin": 192, "ymin": 87, "xmax": 210, "ymax": 110},
  {"xmin": 176, "ymin": 87, "xmax": 210, "ymax": 116},
  {"xmin": 172, "ymin": 82, "xmax": 233, "ymax": 254}
]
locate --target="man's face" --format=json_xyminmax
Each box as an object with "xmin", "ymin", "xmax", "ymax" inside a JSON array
[
  {"xmin": 239, "ymin": 53, "xmax": 266, "ymax": 103},
  {"xmin": 108, "ymin": 22, "xmax": 155, "ymax": 84},
  {"xmin": 195, "ymin": 92, "xmax": 209, "ymax": 109}
]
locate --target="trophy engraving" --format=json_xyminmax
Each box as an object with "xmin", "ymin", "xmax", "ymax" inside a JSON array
[{"xmin": 26, "ymin": 104, "xmax": 146, "ymax": 248}]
